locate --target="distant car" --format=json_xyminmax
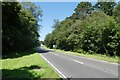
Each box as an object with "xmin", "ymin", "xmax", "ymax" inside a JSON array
[{"xmin": 41, "ymin": 44, "xmax": 44, "ymax": 46}]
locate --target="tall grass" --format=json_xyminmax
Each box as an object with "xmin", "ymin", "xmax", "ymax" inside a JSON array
[{"xmin": 1, "ymin": 52, "xmax": 59, "ymax": 79}]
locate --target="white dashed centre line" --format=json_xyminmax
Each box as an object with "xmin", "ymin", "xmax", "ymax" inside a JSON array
[{"xmin": 73, "ymin": 60, "xmax": 84, "ymax": 64}]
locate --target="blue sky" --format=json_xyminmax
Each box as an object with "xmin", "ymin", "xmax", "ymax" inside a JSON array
[
  {"xmin": 35, "ymin": 1, "xmax": 119, "ymax": 41},
  {"xmin": 36, "ymin": 2, "xmax": 79, "ymax": 41},
  {"xmin": 18, "ymin": 0, "xmax": 120, "ymax": 2}
]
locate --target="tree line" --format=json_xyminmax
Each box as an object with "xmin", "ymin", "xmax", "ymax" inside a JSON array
[
  {"xmin": 2, "ymin": 2, "xmax": 42, "ymax": 55},
  {"xmin": 44, "ymin": 1, "xmax": 120, "ymax": 56}
]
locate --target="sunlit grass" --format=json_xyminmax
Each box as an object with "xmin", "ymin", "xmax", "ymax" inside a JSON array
[{"xmin": 1, "ymin": 52, "xmax": 59, "ymax": 79}]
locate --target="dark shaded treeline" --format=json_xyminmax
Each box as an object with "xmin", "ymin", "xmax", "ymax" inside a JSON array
[
  {"xmin": 44, "ymin": 1, "xmax": 120, "ymax": 56},
  {"xmin": 2, "ymin": 2, "xmax": 42, "ymax": 55}
]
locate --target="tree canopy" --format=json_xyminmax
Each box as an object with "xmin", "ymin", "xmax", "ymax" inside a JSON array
[
  {"xmin": 44, "ymin": 1, "xmax": 120, "ymax": 56},
  {"xmin": 2, "ymin": 2, "xmax": 42, "ymax": 55}
]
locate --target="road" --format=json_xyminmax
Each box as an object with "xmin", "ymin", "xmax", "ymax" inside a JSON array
[{"xmin": 36, "ymin": 46, "xmax": 119, "ymax": 79}]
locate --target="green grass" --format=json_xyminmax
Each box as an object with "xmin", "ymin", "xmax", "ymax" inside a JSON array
[
  {"xmin": 0, "ymin": 52, "xmax": 59, "ymax": 79},
  {"xmin": 45, "ymin": 46, "xmax": 119, "ymax": 63}
]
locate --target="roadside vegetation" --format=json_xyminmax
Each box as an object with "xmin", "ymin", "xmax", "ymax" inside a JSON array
[
  {"xmin": 44, "ymin": 1, "xmax": 120, "ymax": 61},
  {"xmin": 1, "ymin": 52, "xmax": 59, "ymax": 79},
  {"xmin": 1, "ymin": 1, "xmax": 60, "ymax": 79},
  {"xmin": 2, "ymin": 2, "xmax": 41, "ymax": 55},
  {"xmin": 45, "ymin": 46, "xmax": 119, "ymax": 63},
  {"xmin": 2, "ymin": 0, "xmax": 120, "ymax": 79}
]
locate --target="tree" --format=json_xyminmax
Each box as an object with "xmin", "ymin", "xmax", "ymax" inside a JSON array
[
  {"xmin": 44, "ymin": 33, "xmax": 55, "ymax": 48},
  {"xmin": 113, "ymin": 2, "xmax": 120, "ymax": 56},
  {"xmin": 2, "ymin": 2, "xmax": 42, "ymax": 55},
  {"xmin": 52, "ymin": 19, "xmax": 60, "ymax": 29},
  {"xmin": 44, "ymin": 2, "xmax": 119, "ymax": 57},
  {"xmin": 20, "ymin": 2, "xmax": 42, "ymax": 21},
  {"xmin": 2, "ymin": 2, "xmax": 22, "ymax": 53},
  {"xmin": 71, "ymin": 2, "xmax": 92, "ymax": 20},
  {"xmin": 113, "ymin": 2, "xmax": 120, "ymax": 23},
  {"xmin": 95, "ymin": 0, "xmax": 116, "ymax": 16}
]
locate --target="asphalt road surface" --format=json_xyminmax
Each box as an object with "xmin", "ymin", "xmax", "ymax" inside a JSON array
[{"xmin": 36, "ymin": 46, "xmax": 119, "ymax": 79}]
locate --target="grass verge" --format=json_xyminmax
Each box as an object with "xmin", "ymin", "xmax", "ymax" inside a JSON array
[
  {"xmin": 0, "ymin": 52, "xmax": 59, "ymax": 79},
  {"xmin": 45, "ymin": 46, "xmax": 119, "ymax": 63}
]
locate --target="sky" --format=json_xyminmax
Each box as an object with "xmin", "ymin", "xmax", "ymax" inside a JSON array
[
  {"xmin": 35, "ymin": 1, "xmax": 119, "ymax": 41},
  {"xmin": 36, "ymin": 2, "xmax": 79, "ymax": 41},
  {"xmin": 17, "ymin": 0, "xmax": 120, "ymax": 2}
]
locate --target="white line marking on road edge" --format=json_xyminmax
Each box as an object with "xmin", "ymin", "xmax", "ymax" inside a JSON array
[
  {"xmin": 73, "ymin": 60, "xmax": 84, "ymax": 64},
  {"xmin": 40, "ymin": 54, "xmax": 67, "ymax": 78}
]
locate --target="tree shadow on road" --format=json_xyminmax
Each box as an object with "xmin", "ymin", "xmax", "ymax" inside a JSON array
[{"xmin": 36, "ymin": 47, "xmax": 52, "ymax": 54}]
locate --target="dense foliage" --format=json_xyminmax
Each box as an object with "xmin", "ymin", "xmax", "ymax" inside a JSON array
[
  {"xmin": 44, "ymin": 2, "xmax": 120, "ymax": 56},
  {"xmin": 2, "ymin": 2, "xmax": 42, "ymax": 55}
]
